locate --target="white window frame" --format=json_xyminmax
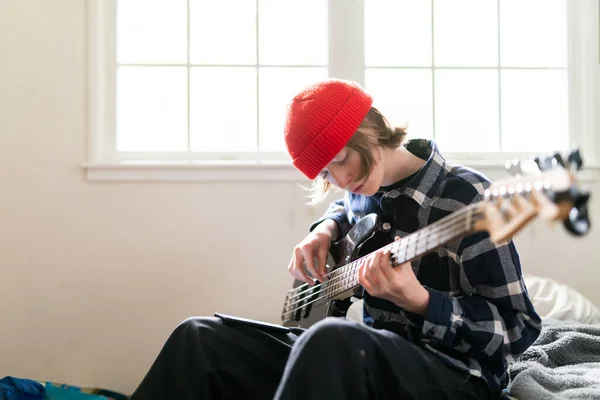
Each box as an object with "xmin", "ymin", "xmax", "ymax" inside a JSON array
[{"xmin": 84, "ymin": 0, "xmax": 600, "ymax": 182}]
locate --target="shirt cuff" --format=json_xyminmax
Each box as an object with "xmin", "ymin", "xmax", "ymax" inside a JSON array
[
  {"xmin": 403, "ymin": 310, "xmax": 425, "ymax": 327},
  {"xmin": 309, "ymin": 213, "xmax": 351, "ymax": 239},
  {"xmin": 421, "ymin": 287, "xmax": 456, "ymax": 347}
]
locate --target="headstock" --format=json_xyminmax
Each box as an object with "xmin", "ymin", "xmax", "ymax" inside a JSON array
[{"xmin": 473, "ymin": 149, "xmax": 591, "ymax": 243}]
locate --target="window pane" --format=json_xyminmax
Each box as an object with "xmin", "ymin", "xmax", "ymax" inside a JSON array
[
  {"xmin": 365, "ymin": 0, "xmax": 432, "ymax": 67},
  {"xmin": 435, "ymin": 70, "xmax": 499, "ymax": 152},
  {"xmin": 500, "ymin": 0, "xmax": 567, "ymax": 67},
  {"xmin": 189, "ymin": 1, "xmax": 256, "ymax": 65},
  {"xmin": 258, "ymin": 67, "xmax": 328, "ymax": 151},
  {"xmin": 365, "ymin": 69, "xmax": 433, "ymax": 140},
  {"xmin": 117, "ymin": 0, "xmax": 187, "ymax": 64},
  {"xmin": 434, "ymin": 0, "xmax": 497, "ymax": 67},
  {"xmin": 501, "ymin": 70, "xmax": 568, "ymax": 152},
  {"xmin": 258, "ymin": 0, "xmax": 328, "ymax": 65},
  {"xmin": 190, "ymin": 67, "xmax": 257, "ymax": 152},
  {"xmin": 117, "ymin": 67, "xmax": 187, "ymax": 151}
]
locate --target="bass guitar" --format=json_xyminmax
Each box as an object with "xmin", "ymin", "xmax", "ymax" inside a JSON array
[{"xmin": 281, "ymin": 150, "xmax": 591, "ymax": 328}]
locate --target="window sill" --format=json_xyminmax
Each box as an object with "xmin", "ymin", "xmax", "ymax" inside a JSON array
[
  {"xmin": 82, "ymin": 161, "xmax": 600, "ymax": 183},
  {"xmin": 83, "ymin": 161, "xmax": 306, "ymax": 182}
]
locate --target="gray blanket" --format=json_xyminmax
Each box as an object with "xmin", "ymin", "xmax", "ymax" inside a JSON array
[{"xmin": 507, "ymin": 319, "xmax": 600, "ymax": 399}]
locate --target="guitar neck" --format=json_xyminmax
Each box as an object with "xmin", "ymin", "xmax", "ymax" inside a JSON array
[{"xmin": 323, "ymin": 203, "xmax": 481, "ymax": 300}]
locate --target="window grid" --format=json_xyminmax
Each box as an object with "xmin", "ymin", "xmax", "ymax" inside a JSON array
[
  {"xmin": 364, "ymin": 0, "xmax": 568, "ymax": 153},
  {"xmin": 496, "ymin": 0, "xmax": 501, "ymax": 150},
  {"xmin": 115, "ymin": 0, "xmax": 329, "ymax": 156},
  {"xmin": 186, "ymin": 0, "xmax": 191, "ymax": 152},
  {"xmin": 431, "ymin": 0, "xmax": 437, "ymax": 145},
  {"xmin": 94, "ymin": 0, "xmax": 595, "ymax": 166}
]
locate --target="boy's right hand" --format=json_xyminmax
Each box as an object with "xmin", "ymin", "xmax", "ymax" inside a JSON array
[{"xmin": 288, "ymin": 219, "xmax": 338, "ymax": 286}]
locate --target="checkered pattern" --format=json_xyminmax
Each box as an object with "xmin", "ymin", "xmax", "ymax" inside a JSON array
[{"xmin": 311, "ymin": 139, "xmax": 541, "ymax": 396}]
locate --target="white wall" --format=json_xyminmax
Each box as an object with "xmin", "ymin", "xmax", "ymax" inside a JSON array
[{"xmin": 1, "ymin": 0, "xmax": 599, "ymax": 395}]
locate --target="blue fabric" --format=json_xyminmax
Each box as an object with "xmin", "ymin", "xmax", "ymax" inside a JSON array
[
  {"xmin": 0, "ymin": 376, "xmax": 45, "ymax": 400},
  {"xmin": 44, "ymin": 383, "xmax": 107, "ymax": 399}
]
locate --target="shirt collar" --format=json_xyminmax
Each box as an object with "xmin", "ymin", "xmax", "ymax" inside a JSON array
[{"xmin": 380, "ymin": 139, "xmax": 448, "ymax": 207}]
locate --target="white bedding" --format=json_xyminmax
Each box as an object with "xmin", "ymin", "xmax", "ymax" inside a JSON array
[{"xmin": 523, "ymin": 274, "xmax": 600, "ymax": 324}]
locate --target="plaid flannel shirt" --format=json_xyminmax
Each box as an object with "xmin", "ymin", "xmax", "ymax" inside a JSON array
[{"xmin": 311, "ymin": 139, "xmax": 541, "ymax": 395}]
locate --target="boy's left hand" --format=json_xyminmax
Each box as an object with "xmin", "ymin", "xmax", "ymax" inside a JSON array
[{"xmin": 357, "ymin": 236, "xmax": 430, "ymax": 315}]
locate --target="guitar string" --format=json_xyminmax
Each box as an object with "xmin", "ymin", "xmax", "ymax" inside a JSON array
[
  {"xmin": 284, "ymin": 205, "xmax": 480, "ymax": 308},
  {"xmin": 282, "ymin": 213, "xmax": 484, "ymax": 319},
  {"xmin": 286, "ymin": 204, "xmax": 480, "ymax": 303},
  {"xmin": 281, "ymin": 220, "xmax": 478, "ymax": 319},
  {"xmin": 282, "ymin": 210, "xmax": 486, "ymax": 319}
]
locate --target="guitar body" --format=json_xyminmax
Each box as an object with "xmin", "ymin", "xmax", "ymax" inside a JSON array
[{"xmin": 283, "ymin": 213, "xmax": 394, "ymax": 328}]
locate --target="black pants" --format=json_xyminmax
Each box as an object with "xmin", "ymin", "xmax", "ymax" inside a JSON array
[{"xmin": 130, "ymin": 317, "xmax": 493, "ymax": 400}]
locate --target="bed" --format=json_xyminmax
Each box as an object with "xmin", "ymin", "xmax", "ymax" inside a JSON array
[
  {"xmin": 501, "ymin": 275, "xmax": 600, "ymax": 400},
  {"xmin": 346, "ymin": 274, "xmax": 600, "ymax": 399}
]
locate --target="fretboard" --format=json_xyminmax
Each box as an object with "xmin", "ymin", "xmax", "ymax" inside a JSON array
[{"xmin": 323, "ymin": 204, "xmax": 479, "ymax": 300}]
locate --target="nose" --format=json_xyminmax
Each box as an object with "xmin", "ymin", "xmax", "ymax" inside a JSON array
[{"xmin": 329, "ymin": 166, "xmax": 352, "ymax": 190}]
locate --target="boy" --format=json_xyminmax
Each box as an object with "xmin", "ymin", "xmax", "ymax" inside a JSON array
[{"xmin": 130, "ymin": 79, "xmax": 540, "ymax": 399}]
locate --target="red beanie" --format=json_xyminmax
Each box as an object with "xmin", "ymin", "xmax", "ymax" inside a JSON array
[{"xmin": 284, "ymin": 79, "xmax": 373, "ymax": 180}]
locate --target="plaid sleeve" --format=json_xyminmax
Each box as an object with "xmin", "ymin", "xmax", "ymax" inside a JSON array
[
  {"xmin": 421, "ymin": 232, "xmax": 542, "ymax": 366},
  {"xmin": 309, "ymin": 196, "xmax": 354, "ymax": 239}
]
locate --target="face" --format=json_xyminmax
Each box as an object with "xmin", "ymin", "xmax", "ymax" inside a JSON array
[{"xmin": 318, "ymin": 144, "xmax": 386, "ymax": 196}]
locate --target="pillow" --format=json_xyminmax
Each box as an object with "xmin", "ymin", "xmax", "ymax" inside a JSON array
[{"xmin": 523, "ymin": 274, "xmax": 600, "ymax": 324}]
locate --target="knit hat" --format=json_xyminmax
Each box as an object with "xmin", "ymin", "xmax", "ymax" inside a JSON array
[{"xmin": 284, "ymin": 79, "xmax": 373, "ymax": 180}]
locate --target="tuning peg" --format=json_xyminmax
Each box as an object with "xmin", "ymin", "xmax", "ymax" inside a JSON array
[
  {"xmin": 520, "ymin": 159, "xmax": 542, "ymax": 175},
  {"xmin": 563, "ymin": 190, "xmax": 591, "ymax": 236},
  {"xmin": 567, "ymin": 148, "xmax": 584, "ymax": 172},
  {"xmin": 505, "ymin": 159, "xmax": 522, "ymax": 176},
  {"xmin": 552, "ymin": 152, "xmax": 566, "ymax": 168},
  {"xmin": 534, "ymin": 154, "xmax": 558, "ymax": 171}
]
